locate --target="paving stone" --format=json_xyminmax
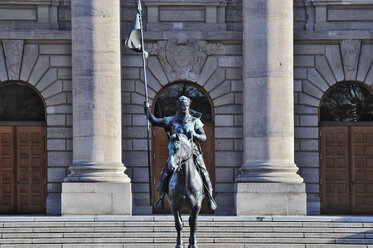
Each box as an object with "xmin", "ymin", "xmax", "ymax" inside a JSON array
[
  {"xmin": 366, "ymin": 65, "xmax": 373, "ymax": 86},
  {"xmin": 40, "ymin": 44, "xmax": 71, "ymax": 55},
  {"xmin": 294, "ymin": 45, "xmax": 324, "ymax": 55},
  {"xmin": 226, "ymin": 68, "xmax": 243, "ymax": 80},
  {"xmin": 325, "ymin": 45, "xmax": 344, "ymax": 82},
  {"xmin": 299, "ymin": 139, "xmax": 318, "ymax": 151},
  {"xmin": 20, "ymin": 44, "xmax": 38, "ymax": 82},
  {"xmin": 197, "ymin": 56, "xmax": 218, "ymax": 85},
  {"xmin": 302, "ymin": 80, "xmax": 323, "ymax": 100},
  {"xmin": 307, "ymin": 68, "xmax": 329, "ymax": 92},
  {"xmin": 210, "ymin": 81, "xmax": 231, "ymax": 99},
  {"xmin": 218, "ymin": 56, "xmax": 242, "ymax": 68},
  {"xmin": 47, "ymin": 114, "xmax": 65, "ymax": 126},
  {"xmin": 47, "ymin": 139, "xmax": 66, "ymax": 151},
  {"xmin": 294, "ymin": 68, "xmax": 307, "ymax": 80},
  {"xmin": 204, "ymin": 68, "xmax": 225, "ymax": 91},
  {"xmin": 214, "ymin": 92, "xmax": 235, "ymax": 106},
  {"xmin": 315, "ymin": 55, "xmax": 336, "ymax": 86},
  {"xmin": 46, "ymin": 92, "xmax": 67, "ymax": 106},
  {"xmin": 147, "ymin": 56, "xmax": 168, "ymax": 86},
  {"xmin": 298, "ymin": 93, "xmax": 319, "ymax": 107},
  {"xmin": 42, "ymin": 80, "xmax": 63, "ymax": 99},
  {"xmin": 36, "ymin": 68, "xmax": 58, "ymax": 92},
  {"xmin": 294, "ymin": 55, "xmax": 314, "ymax": 67},
  {"xmin": 29, "ymin": 56, "xmax": 49, "ymax": 86},
  {"xmin": 357, "ymin": 45, "xmax": 373, "ymax": 82}
]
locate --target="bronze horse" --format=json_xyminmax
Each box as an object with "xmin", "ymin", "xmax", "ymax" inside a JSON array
[{"xmin": 167, "ymin": 133, "xmax": 204, "ymax": 248}]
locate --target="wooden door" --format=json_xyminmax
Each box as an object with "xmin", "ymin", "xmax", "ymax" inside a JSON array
[
  {"xmin": 320, "ymin": 125, "xmax": 373, "ymax": 214},
  {"xmin": 350, "ymin": 127, "xmax": 373, "ymax": 214},
  {"xmin": 320, "ymin": 127, "xmax": 350, "ymax": 213},
  {"xmin": 152, "ymin": 125, "xmax": 215, "ymax": 214},
  {"xmin": 0, "ymin": 125, "xmax": 45, "ymax": 214},
  {"xmin": 0, "ymin": 127, "xmax": 15, "ymax": 213}
]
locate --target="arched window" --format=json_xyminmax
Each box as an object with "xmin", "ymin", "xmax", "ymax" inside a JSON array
[
  {"xmin": 0, "ymin": 83, "xmax": 45, "ymax": 122},
  {"xmin": 153, "ymin": 82, "xmax": 212, "ymax": 123},
  {"xmin": 320, "ymin": 82, "xmax": 373, "ymax": 122}
]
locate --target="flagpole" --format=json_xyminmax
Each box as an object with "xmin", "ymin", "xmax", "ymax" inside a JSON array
[{"xmin": 137, "ymin": 0, "xmax": 152, "ymax": 206}]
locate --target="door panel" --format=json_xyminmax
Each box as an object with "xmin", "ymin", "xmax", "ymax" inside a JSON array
[
  {"xmin": 16, "ymin": 126, "xmax": 45, "ymax": 213},
  {"xmin": 152, "ymin": 125, "xmax": 214, "ymax": 214},
  {"xmin": 351, "ymin": 127, "xmax": 373, "ymax": 214},
  {"xmin": 0, "ymin": 125, "xmax": 45, "ymax": 214},
  {"xmin": 320, "ymin": 127, "xmax": 349, "ymax": 213},
  {"xmin": 0, "ymin": 127, "xmax": 15, "ymax": 213}
]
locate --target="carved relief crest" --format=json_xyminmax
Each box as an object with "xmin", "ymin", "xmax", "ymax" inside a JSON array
[
  {"xmin": 146, "ymin": 40, "xmax": 223, "ymax": 82},
  {"xmin": 341, "ymin": 40, "xmax": 361, "ymax": 81}
]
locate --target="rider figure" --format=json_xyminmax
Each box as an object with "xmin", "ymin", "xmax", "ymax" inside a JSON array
[{"xmin": 145, "ymin": 96, "xmax": 217, "ymax": 211}]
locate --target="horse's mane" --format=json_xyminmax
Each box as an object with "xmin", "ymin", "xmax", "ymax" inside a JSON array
[{"xmin": 169, "ymin": 134, "xmax": 193, "ymax": 169}]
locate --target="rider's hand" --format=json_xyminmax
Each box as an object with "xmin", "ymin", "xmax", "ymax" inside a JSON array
[{"xmin": 144, "ymin": 100, "xmax": 150, "ymax": 115}]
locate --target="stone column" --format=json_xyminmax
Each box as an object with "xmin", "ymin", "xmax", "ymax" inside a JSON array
[
  {"xmin": 61, "ymin": 0, "xmax": 131, "ymax": 215},
  {"xmin": 235, "ymin": 0, "xmax": 306, "ymax": 215}
]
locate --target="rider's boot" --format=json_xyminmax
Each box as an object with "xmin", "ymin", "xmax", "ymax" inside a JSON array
[
  {"xmin": 200, "ymin": 167, "xmax": 217, "ymax": 211},
  {"xmin": 156, "ymin": 171, "xmax": 169, "ymax": 210},
  {"xmin": 155, "ymin": 193, "xmax": 165, "ymax": 210}
]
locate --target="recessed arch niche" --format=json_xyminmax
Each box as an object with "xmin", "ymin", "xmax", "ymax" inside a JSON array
[
  {"xmin": 0, "ymin": 81, "xmax": 46, "ymax": 214},
  {"xmin": 151, "ymin": 81, "xmax": 215, "ymax": 214},
  {"xmin": 319, "ymin": 81, "xmax": 373, "ymax": 214}
]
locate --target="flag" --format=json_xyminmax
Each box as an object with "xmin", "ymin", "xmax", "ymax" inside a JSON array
[{"xmin": 124, "ymin": 13, "xmax": 148, "ymax": 58}]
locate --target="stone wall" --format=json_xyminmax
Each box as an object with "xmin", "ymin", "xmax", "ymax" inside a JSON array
[
  {"xmin": 0, "ymin": 40, "xmax": 72, "ymax": 215},
  {"xmin": 294, "ymin": 0, "xmax": 373, "ymax": 214},
  {"xmin": 0, "ymin": 0, "xmax": 72, "ymax": 216}
]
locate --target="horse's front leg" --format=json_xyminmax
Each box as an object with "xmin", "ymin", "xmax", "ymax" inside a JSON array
[
  {"xmin": 188, "ymin": 205, "xmax": 201, "ymax": 248},
  {"xmin": 173, "ymin": 209, "xmax": 183, "ymax": 248}
]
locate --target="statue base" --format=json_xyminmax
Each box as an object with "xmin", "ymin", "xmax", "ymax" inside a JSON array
[
  {"xmin": 61, "ymin": 182, "xmax": 132, "ymax": 215},
  {"xmin": 235, "ymin": 183, "xmax": 306, "ymax": 215}
]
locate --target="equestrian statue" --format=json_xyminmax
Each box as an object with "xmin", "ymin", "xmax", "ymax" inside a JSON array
[{"xmin": 145, "ymin": 96, "xmax": 217, "ymax": 248}]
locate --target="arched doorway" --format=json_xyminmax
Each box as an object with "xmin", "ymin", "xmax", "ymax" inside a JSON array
[
  {"xmin": 319, "ymin": 81, "xmax": 373, "ymax": 214},
  {"xmin": 0, "ymin": 82, "xmax": 46, "ymax": 214},
  {"xmin": 151, "ymin": 81, "xmax": 215, "ymax": 214}
]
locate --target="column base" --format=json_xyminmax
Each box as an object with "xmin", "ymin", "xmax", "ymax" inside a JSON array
[
  {"xmin": 235, "ymin": 183, "xmax": 306, "ymax": 215},
  {"xmin": 61, "ymin": 182, "xmax": 132, "ymax": 215},
  {"xmin": 64, "ymin": 162, "xmax": 131, "ymax": 183},
  {"xmin": 236, "ymin": 161, "xmax": 304, "ymax": 183}
]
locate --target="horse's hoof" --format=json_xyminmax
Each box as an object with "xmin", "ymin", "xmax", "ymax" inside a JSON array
[
  {"xmin": 188, "ymin": 245, "xmax": 197, "ymax": 248},
  {"xmin": 175, "ymin": 245, "xmax": 183, "ymax": 248}
]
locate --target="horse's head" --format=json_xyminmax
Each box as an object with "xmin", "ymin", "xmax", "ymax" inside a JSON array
[{"xmin": 169, "ymin": 133, "xmax": 193, "ymax": 171}]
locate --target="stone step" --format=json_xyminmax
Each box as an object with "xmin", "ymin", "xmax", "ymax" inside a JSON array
[
  {"xmin": 0, "ymin": 216, "xmax": 373, "ymax": 247},
  {"xmin": 0, "ymin": 245, "xmax": 371, "ymax": 248}
]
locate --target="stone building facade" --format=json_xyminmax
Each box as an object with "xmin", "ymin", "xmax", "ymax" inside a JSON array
[{"xmin": 0, "ymin": 0, "xmax": 372, "ymax": 216}]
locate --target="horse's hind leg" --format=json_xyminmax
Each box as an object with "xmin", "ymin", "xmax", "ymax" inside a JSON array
[
  {"xmin": 173, "ymin": 209, "xmax": 183, "ymax": 248},
  {"xmin": 188, "ymin": 205, "xmax": 201, "ymax": 248}
]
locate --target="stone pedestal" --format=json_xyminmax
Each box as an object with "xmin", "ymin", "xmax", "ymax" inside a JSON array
[
  {"xmin": 61, "ymin": 0, "xmax": 131, "ymax": 215},
  {"xmin": 62, "ymin": 183, "xmax": 131, "ymax": 215},
  {"xmin": 235, "ymin": 183, "xmax": 306, "ymax": 215},
  {"xmin": 236, "ymin": 0, "xmax": 306, "ymax": 215}
]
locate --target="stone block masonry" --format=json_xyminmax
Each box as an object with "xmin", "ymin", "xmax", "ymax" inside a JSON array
[{"xmin": 0, "ymin": 39, "xmax": 72, "ymax": 215}]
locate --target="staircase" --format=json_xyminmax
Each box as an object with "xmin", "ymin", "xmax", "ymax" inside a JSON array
[{"xmin": 0, "ymin": 215, "xmax": 373, "ymax": 247}]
